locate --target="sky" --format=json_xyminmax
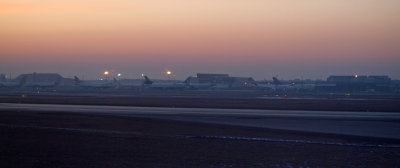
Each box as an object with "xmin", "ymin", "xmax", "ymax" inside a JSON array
[{"xmin": 1, "ymin": 0, "xmax": 399, "ymax": 80}]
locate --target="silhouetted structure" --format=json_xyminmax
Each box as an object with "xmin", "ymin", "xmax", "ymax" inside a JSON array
[
  {"xmin": 13, "ymin": 73, "xmax": 63, "ymax": 83},
  {"xmin": 12, "ymin": 73, "xmax": 74, "ymax": 88},
  {"xmin": 185, "ymin": 73, "xmax": 256, "ymax": 89},
  {"xmin": 327, "ymin": 75, "xmax": 391, "ymax": 84},
  {"xmin": 317, "ymin": 75, "xmax": 392, "ymax": 93},
  {"xmin": 0, "ymin": 74, "xmax": 6, "ymax": 82}
]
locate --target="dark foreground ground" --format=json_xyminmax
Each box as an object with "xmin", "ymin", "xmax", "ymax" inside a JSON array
[{"xmin": 1, "ymin": 109, "xmax": 400, "ymax": 167}]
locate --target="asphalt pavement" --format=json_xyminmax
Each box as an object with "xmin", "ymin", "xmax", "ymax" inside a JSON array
[{"xmin": 1, "ymin": 103, "xmax": 399, "ymax": 139}]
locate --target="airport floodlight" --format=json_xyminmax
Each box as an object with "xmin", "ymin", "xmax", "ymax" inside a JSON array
[
  {"xmin": 355, "ymin": 74, "xmax": 358, "ymax": 78},
  {"xmin": 117, "ymin": 73, "xmax": 122, "ymax": 77},
  {"xmin": 166, "ymin": 70, "xmax": 172, "ymax": 75},
  {"xmin": 104, "ymin": 71, "xmax": 109, "ymax": 75}
]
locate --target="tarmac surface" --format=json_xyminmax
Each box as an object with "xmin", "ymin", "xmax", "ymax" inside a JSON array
[
  {"xmin": 1, "ymin": 103, "xmax": 400, "ymax": 167},
  {"xmin": 1, "ymin": 103, "xmax": 400, "ymax": 139}
]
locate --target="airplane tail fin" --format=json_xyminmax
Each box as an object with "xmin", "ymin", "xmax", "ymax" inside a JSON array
[
  {"xmin": 272, "ymin": 76, "xmax": 281, "ymax": 85},
  {"xmin": 143, "ymin": 76, "xmax": 153, "ymax": 85},
  {"xmin": 74, "ymin": 76, "xmax": 81, "ymax": 85},
  {"xmin": 249, "ymin": 78, "xmax": 258, "ymax": 86},
  {"xmin": 183, "ymin": 76, "xmax": 192, "ymax": 84}
]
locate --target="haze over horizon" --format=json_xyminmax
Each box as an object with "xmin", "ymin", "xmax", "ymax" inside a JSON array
[{"xmin": 1, "ymin": 0, "xmax": 399, "ymax": 80}]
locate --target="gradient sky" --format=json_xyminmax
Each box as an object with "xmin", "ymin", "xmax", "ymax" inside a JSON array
[{"xmin": 1, "ymin": 0, "xmax": 399, "ymax": 80}]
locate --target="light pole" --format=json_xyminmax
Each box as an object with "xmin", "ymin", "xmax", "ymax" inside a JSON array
[
  {"xmin": 117, "ymin": 73, "xmax": 122, "ymax": 81},
  {"xmin": 104, "ymin": 70, "xmax": 109, "ymax": 81},
  {"xmin": 166, "ymin": 70, "xmax": 173, "ymax": 80}
]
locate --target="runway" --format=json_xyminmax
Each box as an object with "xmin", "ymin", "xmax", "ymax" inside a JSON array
[{"xmin": 1, "ymin": 103, "xmax": 399, "ymax": 139}]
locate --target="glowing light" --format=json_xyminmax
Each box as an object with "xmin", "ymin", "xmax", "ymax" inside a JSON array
[
  {"xmin": 355, "ymin": 74, "xmax": 358, "ymax": 78},
  {"xmin": 166, "ymin": 70, "xmax": 172, "ymax": 75},
  {"xmin": 117, "ymin": 73, "xmax": 121, "ymax": 77},
  {"xmin": 141, "ymin": 74, "xmax": 145, "ymax": 77},
  {"xmin": 104, "ymin": 71, "xmax": 109, "ymax": 75}
]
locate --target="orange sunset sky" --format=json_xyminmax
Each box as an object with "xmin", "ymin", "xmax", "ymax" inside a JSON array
[{"xmin": 1, "ymin": 0, "xmax": 399, "ymax": 79}]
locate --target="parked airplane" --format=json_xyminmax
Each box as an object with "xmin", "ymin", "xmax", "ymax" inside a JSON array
[
  {"xmin": 117, "ymin": 79, "xmax": 146, "ymax": 89},
  {"xmin": 257, "ymin": 76, "xmax": 297, "ymax": 91},
  {"xmin": 183, "ymin": 76, "xmax": 215, "ymax": 89},
  {"xmin": 143, "ymin": 75, "xmax": 186, "ymax": 89},
  {"xmin": 74, "ymin": 76, "xmax": 118, "ymax": 89}
]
